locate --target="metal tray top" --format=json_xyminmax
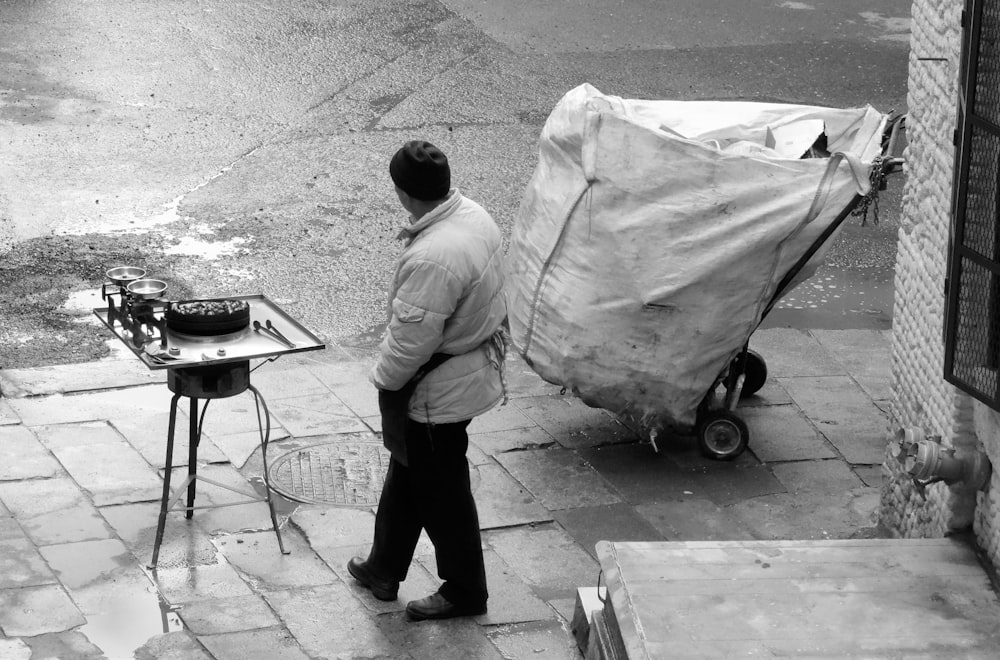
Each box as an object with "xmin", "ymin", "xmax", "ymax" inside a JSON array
[{"xmin": 94, "ymin": 294, "xmax": 326, "ymax": 370}]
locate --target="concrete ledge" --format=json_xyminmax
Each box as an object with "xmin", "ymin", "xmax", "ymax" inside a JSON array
[{"xmin": 0, "ymin": 360, "xmax": 165, "ymax": 398}]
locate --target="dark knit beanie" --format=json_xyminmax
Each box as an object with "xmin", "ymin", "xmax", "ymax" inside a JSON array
[{"xmin": 389, "ymin": 141, "xmax": 451, "ymax": 201}]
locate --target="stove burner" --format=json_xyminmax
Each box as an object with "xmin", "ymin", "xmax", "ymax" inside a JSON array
[{"xmin": 168, "ymin": 361, "xmax": 250, "ymax": 399}]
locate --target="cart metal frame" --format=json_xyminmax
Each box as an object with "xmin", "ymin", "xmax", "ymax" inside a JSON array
[{"xmin": 693, "ymin": 114, "xmax": 907, "ymax": 460}]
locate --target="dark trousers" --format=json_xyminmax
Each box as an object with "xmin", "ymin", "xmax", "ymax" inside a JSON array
[{"xmin": 367, "ymin": 418, "xmax": 488, "ymax": 608}]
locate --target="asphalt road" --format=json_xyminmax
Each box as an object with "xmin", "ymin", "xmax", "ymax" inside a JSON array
[{"xmin": 0, "ymin": 0, "xmax": 911, "ymax": 369}]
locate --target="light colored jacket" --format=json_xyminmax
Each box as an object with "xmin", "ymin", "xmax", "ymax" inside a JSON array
[{"xmin": 372, "ymin": 190, "xmax": 507, "ymax": 423}]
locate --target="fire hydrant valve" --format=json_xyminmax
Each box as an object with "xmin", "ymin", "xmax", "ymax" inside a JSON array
[{"xmin": 893, "ymin": 427, "xmax": 992, "ymax": 492}]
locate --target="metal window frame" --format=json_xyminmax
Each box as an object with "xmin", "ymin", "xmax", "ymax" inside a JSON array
[{"xmin": 944, "ymin": 0, "xmax": 1000, "ymax": 408}]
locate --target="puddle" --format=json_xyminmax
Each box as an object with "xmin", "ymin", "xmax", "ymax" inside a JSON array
[
  {"xmin": 760, "ymin": 266, "xmax": 894, "ymax": 330},
  {"xmin": 249, "ymin": 475, "xmax": 301, "ymax": 518},
  {"xmin": 79, "ymin": 591, "xmax": 183, "ymax": 659},
  {"xmin": 43, "ymin": 540, "xmax": 184, "ymax": 657},
  {"xmin": 60, "ymin": 289, "xmax": 105, "ymax": 317},
  {"xmin": 163, "ymin": 235, "xmax": 247, "ymax": 259}
]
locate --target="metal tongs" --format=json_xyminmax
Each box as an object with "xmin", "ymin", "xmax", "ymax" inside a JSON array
[{"xmin": 253, "ymin": 319, "xmax": 296, "ymax": 349}]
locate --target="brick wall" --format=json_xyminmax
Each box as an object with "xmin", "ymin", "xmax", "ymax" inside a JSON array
[{"xmin": 881, "ymin": 0, "xmax": 1000, "ymax": 568}]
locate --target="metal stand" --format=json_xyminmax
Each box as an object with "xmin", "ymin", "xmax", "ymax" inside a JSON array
[{"xmin": 149, "ymin": 362, "xmax": 288, "ymax": 568}]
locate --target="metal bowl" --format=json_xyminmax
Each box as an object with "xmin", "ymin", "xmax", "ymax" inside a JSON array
[
  {"xmin": 127, "ymin": 278, "xmax": 168, "ymax": 300},
  {"xmin": 106, "ymin": 266, "xmax": 146, "ymax": 285}
]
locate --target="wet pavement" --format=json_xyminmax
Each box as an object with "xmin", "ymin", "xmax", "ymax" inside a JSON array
[{"xmin": 0, "ymin": 327, "xmax": 893, "ymax": 659}]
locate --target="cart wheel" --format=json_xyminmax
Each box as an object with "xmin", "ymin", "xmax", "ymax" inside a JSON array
[
  {"xmin": 697, "ymin": 411, "xmax": 749, "ymax": 461},
  {"xmin": 731, "ymin": 349, "xmax": 767, "ymax": 398}
]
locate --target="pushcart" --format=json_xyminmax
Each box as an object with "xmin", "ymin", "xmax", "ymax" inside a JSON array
[
  {"xmin": 508, "ymin": 85, "xmax": 906, "ymax": 462},
  {"xmin": 692, "ymin": 113, "xmax": 906, "ymax": 460}
]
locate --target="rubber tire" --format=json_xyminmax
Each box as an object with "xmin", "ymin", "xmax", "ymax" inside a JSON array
[
  {"xmin": 731, "ymin": 349, "xmax": 767, "ymax": 398},
  {"xmin": 697, "ymin": 410, "xmax": 749, "ymax": 461}
]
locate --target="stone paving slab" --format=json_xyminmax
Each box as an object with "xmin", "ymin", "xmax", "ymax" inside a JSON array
[
  {"xmin": 37, "ymin": 425, "xmax": 163, "ymax": 506},
  {"xmin": 304, "ymin": 361, "xmax": 382, "ymax": 418},
  {"xmin": 0, "ymin": 359, "xmax": 165, "ymax": 398},
  {"xmin": 504, "ymin": 356, "xmax": 565, "ymax": 399},
  {"xmin": 376, "ymin": 614, "xmax": 503, "ymax": 660},
  {"xmin": 99, "ymin": 501, "xmax": 220, "ymax": 569},
  {"xmin": 290, "ymin": 505, "xmax": 376, "ymax": 550},
  {"xmin": 812, "ymin": 329, "xmax": 893, "ymax": 401},
  {"xmin": 154, "ymin": 561, "xmax": 255, "ymax": 604},
  {"xmin": 8, "ymin": 630, "xmax": 105, "ymax": 659},
  {"xmin": 494, "ymin": 447, "xmax": 622, "ymax": 510},
  {"xmin": 0, "ymin": 476, "xmax": 115, "ymax": 546},
  {"xmin": 475, "ymin": 463, "xmax": 552, "ymax": 529},
  {"xmin": 200, "ymin": 390, "xmax": 292, "ymax": 436},
  {"xmin": 513, "ymin": 395, "xmax": 639, "ymax": 449},
  {"xmin": 469, "ymin": 402, "xmax": 538, "ymax": 434},
  {"xmin": 110, "ymin": 409, "xmax": 229, "ymax": 468},
  {"xmin": 781, "ymin": 375, "xmax": 891, "ymax": 465},
  {"xmin": 197, "ymin": 626, "xmax": 312, "ymax": 660},
  {"xmin": 727, "ymin": 488, "xmax": 881, "ymax": 541},
  {"xmin": 444, "ymin": 549, "xmax": 555, "ymax": 626},
  {"xmin": 7, "ymin": 385, "xmax": 175, "ymax": 426},
  {"xmin": 688, "ymin": 462, "xmax": 788, "ymax": 507},
  {"xmin": 249, "ymin": 367, "xmax": 332, "ymax": 401},
  {"xmin": 0, "ymin": 328, "xmax": 898, "ymax": 658},
  {"xmin": 552, "ymin": 504, "xmax": 668, "ymax": 562},
  {"xmin": 132, "ymin": 631, "xmax": 212, "ymax": 660},
  {"xmin": 471, "ymin": 425, "xmax": 558, "ymax": 456},
  {"xmin": 635, "ymin": 498, "xmax": 754, "ymax": 542},
  {"xmin": 38, "ymin": 538, "xmax": 153, "ymax": 615},
  {"xmin": 268, "ymin": 393, "xmax": 370, "ymax": 437},
  {"xmin": 488, "ymin": 619, "xmax": 584, "ymax": 660},
  {"xmin": 770, "ymin": 458, "xmax": 866, "ymax": 495},
  {"xmin": 162, "ymin": 463, "xmax": 283, "ymax": 536},
  {"xmin": 0, "ymin": 517, "xmax": 20, "ymax": 540},
  {"xmin": 575, "ymin": 443, "xmax": 704, "ymax": 504},
  {"xmin": 484, "ymin": 523, "xmax": 601, "ymax": 601},
  {"xmin": 740, "ymin": 404, "xmax": 837, "ymax": 463},
  {"xmin": 0, "ymin": 536, "xmax": 58, "ymax": 589},
  {"xmin": 212, "ymin": 529, "xmax": 338, "ymax": 592},
  {"xmin": 176, "ymin": 594, "xmax": 282, "ymax": 636},
  {"xmin": 750, "ymin": 328, "xmax": 848, "ymax": 378},
  {"xmin": 0, "ymin": 399, "xmax": 18, "ymax": 425},
  {"xmin": 0, "ymin": 425, "xmax": 63, "ymax": 480},
  {"xmin": 0, "ymin": 584, "xmax": 86, "ymax": 636},
  {"xmin": 265, "ymin": 583, "xmax": 403, "ymax": 659},
  {"xmin": 736, "ymin": 377, "xmax": 795, "ymax": 407},
  {"xmin": 207, "ymin": 426, "xmax": 292, "ymax": 468}
]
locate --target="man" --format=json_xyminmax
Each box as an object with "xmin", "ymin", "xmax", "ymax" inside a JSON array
[{"xmin": 347, "ymin": 140, "xmax": 507, "ymax": 621}]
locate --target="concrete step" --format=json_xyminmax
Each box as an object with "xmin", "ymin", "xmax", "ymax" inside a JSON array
[{"xmin": 591, "ymin": 538, "xmax": 1000, "ymax": 659}]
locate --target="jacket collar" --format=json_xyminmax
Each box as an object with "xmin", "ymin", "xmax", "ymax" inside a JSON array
[{"xmin": 396, "ymin": 189, "xmax": 461, "ymax": 242}]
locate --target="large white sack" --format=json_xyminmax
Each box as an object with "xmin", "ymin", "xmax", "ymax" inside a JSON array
[{"xmin": 507, "ymin": 83, "xmax": 886, "ymax": 432}]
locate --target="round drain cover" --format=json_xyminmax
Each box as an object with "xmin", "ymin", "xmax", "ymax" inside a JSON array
[{"xmin": 267, "ymin": 441, "xmax": 391, "ymax": 506}]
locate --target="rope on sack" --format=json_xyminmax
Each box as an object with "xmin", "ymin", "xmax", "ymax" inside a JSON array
[{"xmin": 851, "ymin": 154, "xmax": 888, "ymax": 226}]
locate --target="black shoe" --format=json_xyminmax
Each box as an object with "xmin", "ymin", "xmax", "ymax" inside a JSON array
[
  {"xmin": 347, "ymin": 557, "xmax": 398, "ymax": 601},
  {"xmin": 405, "ymin": 592, "xmax": 486, "ymax": 621}
]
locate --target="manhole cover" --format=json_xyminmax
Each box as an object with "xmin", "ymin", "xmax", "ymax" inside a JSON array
[{"xmin": 267, "ymin": 442, "xmax": 391, "ymax": 506}]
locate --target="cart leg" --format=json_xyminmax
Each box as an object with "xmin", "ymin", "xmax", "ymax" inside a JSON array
[
  {"xmin": 250, "ymin": 385, "xmax": 288, "ymax": 555},
  {"xmin": 151, "ymin": 393, "xmax": 181, "ymax": 568},
  {"xmin": 723, "ymin": 345, "xmax": 749, "ymax": 411},
  {"xmin": 185, "ymin": 398, "xmax": 199, "ymax": 519}
]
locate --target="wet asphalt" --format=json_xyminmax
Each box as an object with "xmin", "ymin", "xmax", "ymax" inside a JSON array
[
  {"xmin": 0, "ymin": 325, "xmax": 892, "ymax": 659},
  {"xmin": 0, "ymin": 0, "xmax": 909, "ymax": 369}
]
